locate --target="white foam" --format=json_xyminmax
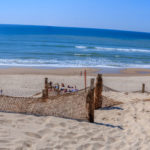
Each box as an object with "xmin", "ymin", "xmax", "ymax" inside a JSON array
[
  {"xmin": 95, "ymin": 46, "xmax": 150, "ymax": 53},
  {"xmin": 75, "ymin": 45, "xmax": 150, "ymax": 53},
  {"xmin": 0, "ymin": 58, "xmax": 115, "ymax": 68},
  {"xmin": 74, "ymin": 54, "xmax": 91, "ymax": 56},
  {"xmin": 0, "ymin": 58, "xmax": 150, "ymax": 69},
  {"xmin": 75, "ymin": 46, "xmax": 87, "ymax": 49}
]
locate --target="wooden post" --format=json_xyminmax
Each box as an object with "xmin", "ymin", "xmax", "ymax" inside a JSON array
[
  {"xmin": 42, "ymin": 89, "xmax": 46, "ymax": 98},
  {"xmin": 86, "ymin": 78, "xmax": 95, "ymax": 123},
  {"xmin": 142, "ymin": 83, "xmax": 145, "ymax": 93},
  {"xmin": 94, "ymin": 74, "xmax": 103, "ymax": 109},
  {"xmin": 84, "ymin": 70, "xmax": 87, "ymax": 92},
  {"xmin": 42, "ymin": 89, "xmax": 47, "ymax": 102},
  {"xmin": 90, "ymin": 78, "xmax": 95, "ymax": 90},
  {"xmin": 45, "ymin": 78, "xmax": 48, "ymax": 98}
]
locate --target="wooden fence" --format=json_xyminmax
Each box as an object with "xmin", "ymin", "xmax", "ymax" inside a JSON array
[{"xmin": 0, "ymin": 73, "xmax": 122, "ymax": 123}]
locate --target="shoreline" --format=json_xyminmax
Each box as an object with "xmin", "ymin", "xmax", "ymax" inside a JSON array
[{"xmin": 0, "ymin": 67, "xmax": 150, "ymax": 76}]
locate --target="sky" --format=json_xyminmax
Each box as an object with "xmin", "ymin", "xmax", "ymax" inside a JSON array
[{"xmin": 0, "ymin": 0, "xmax": 150, "ymax": 33}]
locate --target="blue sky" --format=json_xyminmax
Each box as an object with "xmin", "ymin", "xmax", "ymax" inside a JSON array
[{"xmin": 0, "ymin": 0, "xmax": 150, "ymax": 32}]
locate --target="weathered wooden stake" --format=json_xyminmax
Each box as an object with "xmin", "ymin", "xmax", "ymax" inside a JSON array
[
  {"xmin": 45, "ymin": 78, "xmax": 48, "ymax": 98},
  {"xmin": 142, "ymin": 83, "xmax": 145, "ymax": 93},
  {"xmin": 86, "ymin": 78, "xmax": 95, "ymax": 123},
  {"xmin": 94, "ymin": 74, "xmax": 103, "ymax": 109},
  {"xmin": 42, "ymin": 89, "xmax": 46, "ymax": 98},
  {"xmin": 84, "ymin": 70, "xmax": 87, "ymax": 92},
  {"xmin": 90, "ymin": 78, "xmax": 95, "ymax": 90}
]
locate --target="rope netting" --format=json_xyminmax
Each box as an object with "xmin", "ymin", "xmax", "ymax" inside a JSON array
[
  {"xmin": 0, "ymin": 85, "xmax": 123, "ymax": 121},
  {"xmin": 0, "ymin": 90, "xmax": 89, "ymax": 121},
  {"xmin": 103, "ymin": 84, "xmax": 150, "ymax": 93}
]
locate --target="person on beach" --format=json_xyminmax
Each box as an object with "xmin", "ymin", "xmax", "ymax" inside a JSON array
[
  {"xmin": 49, "ymin": 81, "xmax": 52, "ymax": 87},
  {"xmin": 0, "ymin": 89, "xmax": 3, "ymax": 96},
  {"xmin": 61, "ymin": 83, "xmax": 65, "ymax": 87},
  {"xmin": 60, "ymin": 83, "xmax": 65, "ymax": 91},
  {"xmin": 49, "ymin": 81, "xmax": 53, "ymax": 91}
]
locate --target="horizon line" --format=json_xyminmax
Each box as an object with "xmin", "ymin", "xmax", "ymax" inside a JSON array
[{"xmin": 0, "ymin": 23, "xmax": 150, "ymax": 34}]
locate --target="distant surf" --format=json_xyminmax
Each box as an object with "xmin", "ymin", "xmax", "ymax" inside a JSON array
[{"xmin": 0, "ymin": 24, "xmax": 150, "ymax": 68}]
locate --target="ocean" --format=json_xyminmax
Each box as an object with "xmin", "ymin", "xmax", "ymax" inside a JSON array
[{"xmin": 0, "ymin": 24, "xmax": 150, "ymax": 68}]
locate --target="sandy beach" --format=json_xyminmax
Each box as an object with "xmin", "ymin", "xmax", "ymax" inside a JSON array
[
  {"xmin": 0, "ymin": 67, "xmax": 150, "ymax": 150},
  {"xmin": 1, "ymin": 0, "xmax": 150, "ymax": 149}
]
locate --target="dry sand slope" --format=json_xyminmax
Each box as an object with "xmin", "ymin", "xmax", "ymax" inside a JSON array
[
  {"xmin": 0, "ymin": 68, "xmax": 150, "ymax": 149},
  {"xmin": 0, "ymin": 94, "xmax": 150, "ymax": 150}
]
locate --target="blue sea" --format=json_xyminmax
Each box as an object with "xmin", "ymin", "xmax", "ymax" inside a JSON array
[{"xmin": 0, "ymin": 24, "xmax": 150, "ymax": 68}]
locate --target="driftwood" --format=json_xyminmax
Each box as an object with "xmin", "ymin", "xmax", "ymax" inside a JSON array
[{"xmin": 94, "ymin": 74, "xmax": 103, "ymax": 109}]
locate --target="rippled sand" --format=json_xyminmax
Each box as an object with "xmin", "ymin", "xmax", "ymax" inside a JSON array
[
  {"xmin": 0, "ymin": 68, "xmax": 150, "ymax": 149},
  {"xmin": 0, "ymin": 95, "xmax": 150, "ymax": 150}
]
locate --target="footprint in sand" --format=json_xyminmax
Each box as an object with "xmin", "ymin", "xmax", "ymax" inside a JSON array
[
  {"xmin": 91, "ymin": 143, "xmax": 104, "ymax": 150},
  {"xmin": 16, "ymin": 119, "xmax": 25, "ymax": 122},
  {"xmin": 0, "ymin": 140, "xmax": 10, "ymax": 144},
  {"xmin": 91, "ymin": 136, "xmax": 105, "ymax": 142},
  {"xmin": 45, "ymin": 123, "xmax": 55, "ymax": 128},
  {"xmin": 59, "ymin": 134, "xmax": 74, "ymax": 139},
  {"xmin": 66, "ymin": 131, "xmax": 77, "ymax": 137},
  {"xmin": 86, "ymin": 131, "xmax": 95, "ymax": 136},
  {"xmin": 39, "ymin": 148, "xmax": 53, "ymax": 150},
  {"xmin": 59, "ymin": 122, "xmax": 67, "ymax": 127},
  {"xmin": 23, "ymin": 141, "xmax": 33, "ymax": 148},
  {"xmin": 38, "ymin": 128, "xmax": 50, "ymax": 135},
  {"xmin": 0, "ymin": 119, "xmax": 12, "ymax": 125},
  {"xmin": 15, "ymin": 147, "xmax": 23, "ymax": 150},
  {"xmin": 76, "ymin": 144, "xmax": 92, "ymax": 150},
  {"xmin": 62, "ymin": 140, "xmax": 77, "ymax": 145},
  {"xmin": 77, "ymin": 135, "xmax": 88, "ymax": 140},
  {"xmin": 54, "ymin": 145, "xmax": 63, "ymax": 149},
  {"xmin": 68, "ymin": 125, "xmax": 77, "ymax": 130},
  {"xmin": 108, "ymin": 137, "xmax": 117, "ymax": 143},
  {"xmin": 24, "ymin": 132, "xmax": 41, "ymax": 139},
  {"xmin": 15, "ymin": 140, "xmax": 35, "ymax": 149}
]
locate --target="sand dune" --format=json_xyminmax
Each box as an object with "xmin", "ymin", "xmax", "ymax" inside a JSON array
[
  {"xmin": 0, "ymin": 96, "xmax": 150, "ymax": 150},
  {"xmin": 0, "ymin": 68, "xmax": 150, "ymax": 149}
]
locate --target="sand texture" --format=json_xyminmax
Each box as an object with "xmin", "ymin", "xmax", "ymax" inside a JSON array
[
  {"xmin": 0, "ymin": 96, "xmax": 150, "ymax": 150},
  {"xmin": 0, "ymin": 75, "xmax": 150, "ymax": 97},
  {"xmin": 0, "ymin": 75, "xmax": 95, "ymax": 97},
  {"xmin": 0, "ymin": 68, "xmax": 150, "ymax": 149}
]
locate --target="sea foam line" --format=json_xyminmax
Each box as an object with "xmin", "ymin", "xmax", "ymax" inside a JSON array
[
  {"xmin": 0, "ymin": 58, "xmax": 150, "ymax": 68},
  {"xmin": 75, "ymin": 45, "xmax": 150, "ymax": 53},
  {"xmin": 95, "ymin": 47, "xmax": 150, "ymax": 53}
]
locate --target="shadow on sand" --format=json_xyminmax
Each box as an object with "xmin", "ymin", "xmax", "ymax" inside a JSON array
[
  {"xmin": 94, "ymin": 122, "xmax": 123, "ymax": 130},
  {"xmin": 100, "ymin": 106, "xmax": 123, "ymax": 110}
]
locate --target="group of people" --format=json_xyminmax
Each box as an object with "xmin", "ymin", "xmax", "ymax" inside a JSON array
[
  {"xmin": 60, "ymin": 83, "xmax": 78, "ymax": 93},
  {"xmin": 48, "ymin": 82, "xmax": 78, "ymax": 94}
]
